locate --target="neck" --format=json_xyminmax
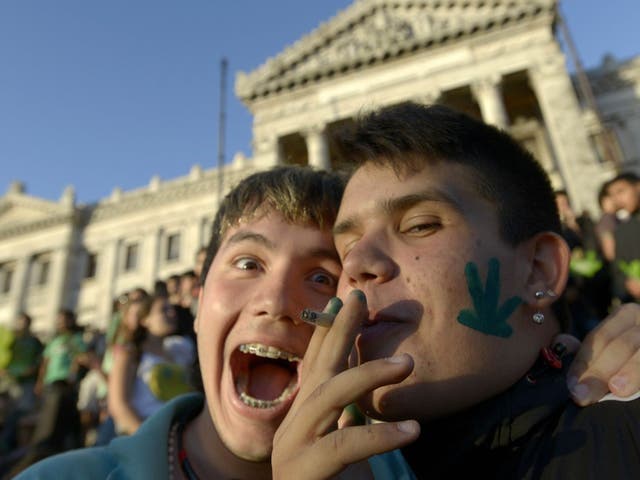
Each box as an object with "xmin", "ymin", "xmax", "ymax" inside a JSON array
[
  {"xmin": 403, "ymin": 349, "xmax": 572, "ymax": 477},
  {"xmin": 183, "ymin": 408, "xmax": 272, "ymax": 480}
]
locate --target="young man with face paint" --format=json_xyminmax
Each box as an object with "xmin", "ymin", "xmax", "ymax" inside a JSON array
[
  {"xmin": 13, "ymin": 139, "xmax": 640, "ymax": 479},
  {"xmin": 272, "ymin": 103, "xmax": 640, "ymax": 479}
]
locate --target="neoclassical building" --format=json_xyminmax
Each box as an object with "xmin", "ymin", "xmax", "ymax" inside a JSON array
[{"xmin": 1, "ymin": 0, "xmax": 639, "ymax": 335}]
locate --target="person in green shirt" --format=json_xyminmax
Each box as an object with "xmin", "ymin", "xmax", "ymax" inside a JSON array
[
  {"xmin": 10, "ymin": 309, "xmax": 86, "ymax": 473},
  {"xmin": 0, "ymin": 312, "xmax": 43, "ymax": 454}
]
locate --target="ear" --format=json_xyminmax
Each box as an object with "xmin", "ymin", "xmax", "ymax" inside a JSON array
[
  {"xmin": 519, "ymin": 231, "xmax": 570, "ymax": 307},
  {"xmin": 193, "ymin": 289, "xmax": 204, "ymax": 334}
]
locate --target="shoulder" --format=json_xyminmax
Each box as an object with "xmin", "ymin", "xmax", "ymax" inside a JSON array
[
  {"xmin": 14, "ymin": 447, "xmax": 118, "ymax": 479},
  {"xmin": 523, "ymin": 398, "xmax": 640, "ymax": 479},
  {"xmin": 162, "ymin": 335, "xmax": 196, "ymax": 365},
  {"xmin": 369, "ymin": 449, "xmax": 417, "ymax": 480},
  {"xmin": 563, "ymin": 395, "xmax": 640, "ymax": 438},
  {"xmin": 18, "ymin": 394, "xmax": 205, "ymax": 480}
]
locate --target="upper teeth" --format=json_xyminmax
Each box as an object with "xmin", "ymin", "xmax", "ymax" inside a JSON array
[{"xmin": 239, "ymin": 343, "xmax": 301, "ymax": 362}]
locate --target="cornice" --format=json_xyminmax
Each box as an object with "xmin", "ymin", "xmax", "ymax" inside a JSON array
[
  {"xmin": 235, "ymin": 0, "xmax": 556, "ymax": 103},
  {"xmin": 0, "ymin": 194, "xmax": 79, "ymax": 240},
  {"xmin": 90, "ymin": 166, "xmax": 257, "ymax": 222},
  {"xmin": 0, "ymin": 166, "xmax": 259, "ymax": 239},
  {"xmin": 0, "ymin": 193, "xmax": 74, "ymax": 217},
  {"xmin": 0, "ymin": 212, "xmax": 78, "ymax": 240}
]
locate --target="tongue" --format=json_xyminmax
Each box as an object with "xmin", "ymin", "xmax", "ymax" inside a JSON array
[{"xmin": 248, "ymin": 363, "xmax": 293, "ymax": 401}]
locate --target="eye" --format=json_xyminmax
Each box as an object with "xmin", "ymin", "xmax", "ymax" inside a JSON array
[
  {"xmin": 308, "ymin": 271, "xmax": 337, "ymax": 287},
  {"xmin": 233, "ymin": 257, "xmax": 262, "ymax": 271},
  {"xmin": 401, "ymin": 214, "xmax": 441, "ymax": 236},
  {"xmin": 406, "ymin": 222, "xmax": 439, "ymax": 234}
]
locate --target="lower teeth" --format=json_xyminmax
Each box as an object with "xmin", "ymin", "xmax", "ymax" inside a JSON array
[{"xmin": 239, "ymin": 386, "xmax": 295, "ymax": 409}]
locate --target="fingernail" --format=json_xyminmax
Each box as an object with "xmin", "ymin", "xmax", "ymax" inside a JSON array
[
  {"xmin": 325, "ymin": 297, "xmax": 343, "ymax": 315},
  {"xmin": 386, "ymin": 354, "xmax": 408, "ymax": 364},
  {"xmin": 610, "ymin": 375, "xmax": 628, "ymax": 393},
  {"xmin": 566, "ymin": 375, "xmax": 578, "ymax": 390},
  {"xmin": 396, "ymin": 420, "xmax": 419, "ymax": 434},
  {"xmin": 351, "ymin": 289, "xmax": 367, "ymax": 304},
  {"xmin": 570, "ymin": 383, "xmax": 590, "ymax": 403}
]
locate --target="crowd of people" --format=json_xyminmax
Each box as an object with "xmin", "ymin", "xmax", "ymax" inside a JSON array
[
  {"xmin": 556, "ymin": 172, "xmax": 640, "ymax": 339},
  {"xmin": 0, "ymin": 266, "xmax": 205, "ymax": 477},
  {"xmin": 0, "ymin": 103, "xmax": 638, "ymax": 478}
]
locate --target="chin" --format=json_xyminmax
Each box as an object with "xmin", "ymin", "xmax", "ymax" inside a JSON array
[{"xmin": 357, "ymin": 385, "xmax": 409, "ymax": 422}]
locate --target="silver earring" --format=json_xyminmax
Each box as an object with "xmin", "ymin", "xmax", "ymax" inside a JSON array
[{"xmin": 532, "ymin": 290, "xmax": 556, "ymax": 325}]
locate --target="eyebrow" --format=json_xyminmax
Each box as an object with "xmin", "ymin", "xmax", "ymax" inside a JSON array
[
  {"xmin": 333, "ymin": 189, "xmax": 463, "ymax": 236},
  {"xmin": 306, "ymin": 247, "xmax": 342, "ymax": 264},
  {"xmin": 225, "ymin": 231, "xmax": 276, "ymax": 250}
]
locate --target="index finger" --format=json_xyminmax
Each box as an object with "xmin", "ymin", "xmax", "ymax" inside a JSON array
[{"xmin": 568, "ymin": 303, "xmax": 640, "ymax": 381}]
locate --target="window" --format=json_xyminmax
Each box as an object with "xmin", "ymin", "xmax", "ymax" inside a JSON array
[
  {"xmin": 0, "ymin": 263, "xmax": 15, "ymax": 294},
  {"xmin": 85, "ymin": 252, "xmax": 98, "ymax": 279},
  {"xmin": 166, "ymin": 233, "xmax": 181, "ymax": 262},
  {"xmin": 32, "ymin": 254, "xmax": 51, "ymax": 287},
  {"xmin": 124, "ymin": 243, "xmax": 139, "ymax": 272}
]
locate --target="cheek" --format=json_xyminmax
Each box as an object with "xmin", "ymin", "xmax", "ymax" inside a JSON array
[
  {"xmin": 407, "ymin": 250, "xmax": 469, "ymax": 307},
  {"xmin": 198, "ymin": 279, "xmax": 247, "ymax": 338}
]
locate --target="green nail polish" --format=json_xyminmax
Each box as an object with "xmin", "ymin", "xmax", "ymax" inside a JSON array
[
  {"xmin": 325, "ymin": 297, "xmax": 343, "ymax": 315},
  {"xmin": 351, "ymin": 289, "xmax": 367, "ymax": 304}
]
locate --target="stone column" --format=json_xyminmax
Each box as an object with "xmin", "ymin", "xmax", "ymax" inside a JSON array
[
  {"xmin": 183, "ymin": 219, "xmax": 201, "ymax": 268},
  {"xmin": 471, "ymin": 75, "xmax": 509, "ymax": 129},
  {"xmin": 50, "ymin": 247, "xmax": 71, "ymax": 320},
  {"xmin": 97, "ymin": 239, "xmax": 121, "ymax": 328},
  {"xmin": 528, "ymin": 51, "xmax": 604, "ymax": 214},
  {"xmin": 252, "ymin": 135, "xmax": 283, "ymax": 168},
  {"xmin": 305, "ymin": 124, "xmax": 330, "ymax": 171},
  {"xmin": 7, "ymin": 255, "xmax": 30, "ymax": 322},
  {"xmin": 142, "ymin": 228, "xmax": 161, "ymax": 291}
]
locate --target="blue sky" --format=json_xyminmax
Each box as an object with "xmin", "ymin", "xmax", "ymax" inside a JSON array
[{"xmin": 1, "ymin": 0, "xmax": 638, "ymax": 204}]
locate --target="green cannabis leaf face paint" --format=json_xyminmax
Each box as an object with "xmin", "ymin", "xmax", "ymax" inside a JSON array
[{"xmin": 457, "ymin": 257, "xmax": 522, "ymax": 338}]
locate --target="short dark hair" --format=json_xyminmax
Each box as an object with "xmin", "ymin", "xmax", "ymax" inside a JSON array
[
  {"xmin": 17, "ymin": 311, "xmax": 32, "ymax": 327},
  {"xmin": 607, "ymin": 171, "xmax": 640, "ymax": 189},
  {"xmin": 334, "ymin": 102, "xmax": 562, "ymax": 246},
  {"xmin": 200, "ymin": 165, "xmax": 346, "ymax": 286}
]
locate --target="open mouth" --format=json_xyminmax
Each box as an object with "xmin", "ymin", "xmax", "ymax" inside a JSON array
[{"xmin": 232, "ymin": 343, "xmax": 301, "ymax": 409}]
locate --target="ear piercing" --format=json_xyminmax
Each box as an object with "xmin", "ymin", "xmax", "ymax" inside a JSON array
[{"xmin": 532, "ymin": 290, "xmax": 557, "ymax": 325}]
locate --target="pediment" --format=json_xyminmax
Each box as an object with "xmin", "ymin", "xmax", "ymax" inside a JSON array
[
  {"xmin": 236, "ymin": 0, "xmax": 556, "ymax": 102},
  {"xmin": 0, "ymin": 195, "xmax": 72, "ymax": 233}
]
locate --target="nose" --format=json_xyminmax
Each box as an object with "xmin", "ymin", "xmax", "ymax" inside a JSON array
[
  {"xmin": 341, "ymin": 232, "xmax": 397, "ymax": 290},
  {"xmin": 249, "ymin": 271, "xmax": 305, "ymax": 326}
]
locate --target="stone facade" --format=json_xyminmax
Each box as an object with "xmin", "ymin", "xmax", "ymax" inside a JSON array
[
  {"xmin": 237, "ymin": 0, "xmax": 636, "ymax": 212},
  {"xmin": 586, "ymin": 55, "xmax": 640, "ymax": 172},
  {"xmin": 1, "ymin": 0, "xmax": 639, "ymax": 335},
  {"xmin": 0, "ymin": 160, "xmax": 258, "ymax": 336}
]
